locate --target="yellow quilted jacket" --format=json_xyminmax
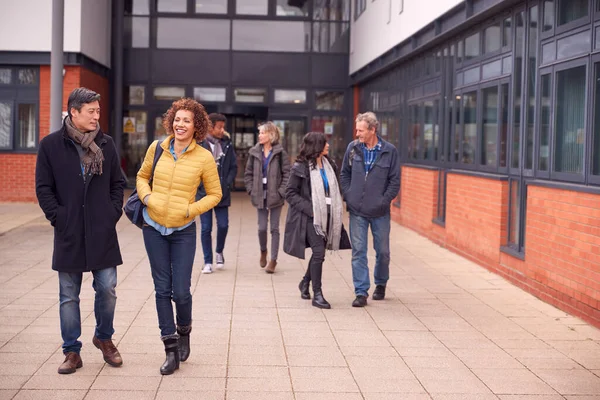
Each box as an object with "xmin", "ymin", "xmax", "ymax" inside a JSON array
[{"xmin": 136, "ymin": 137, "xmax": 222, "ymax": 228}]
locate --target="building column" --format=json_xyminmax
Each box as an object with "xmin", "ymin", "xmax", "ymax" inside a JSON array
[
  {"xmin": 112, "ymin": 0, "xmax": 124, "ymax": 156},
  {"xmin": 50, "ymin": 0, "xmax": 64, "ymax": 132}
]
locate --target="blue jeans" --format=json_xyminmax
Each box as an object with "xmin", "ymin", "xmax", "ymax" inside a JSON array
[
  {"xmin": 349, "ymin": 213, "xmax": 391, "ymax": 297},
  {"xmin": 59, "ymin": 267, "xmax": 117, "ymax": 354},
  {"xmin": 143, "ymin": 223, "xmax": 196, "ymax": 337},
  {"xmin": 200, "ymin": 206, "xmax": 229, "ymax": 264}
]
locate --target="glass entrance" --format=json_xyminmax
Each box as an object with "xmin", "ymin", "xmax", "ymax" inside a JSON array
[
  {"xmin": 229, "ymin": 115, "xmax": 261, "ymax": 190},
  {"xmin": 273, "ymin": 117, "xmax": 306, "ymax": 162}
]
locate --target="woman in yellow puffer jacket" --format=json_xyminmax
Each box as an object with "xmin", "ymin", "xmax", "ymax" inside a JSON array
[{"xmin": 136, "ymin": 98, "xmax": 221, "ymax": 376}]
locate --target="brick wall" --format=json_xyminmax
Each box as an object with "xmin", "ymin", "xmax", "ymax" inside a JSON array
[
  {"xmin": 0, "ymin": 65, "xmax": 109, "ymax": 202},
  {"xmin": 398, "ymin": 166, "xmax": 438, "ymax": 238}
]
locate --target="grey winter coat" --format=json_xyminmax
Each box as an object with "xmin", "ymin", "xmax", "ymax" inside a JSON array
[{"xmin": 244, "ymin": 143, "xmax": 291, "ymax": 209}]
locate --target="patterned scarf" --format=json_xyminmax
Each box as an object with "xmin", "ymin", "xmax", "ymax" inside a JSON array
[
  {"xmin": 309, "ymin": 157, "xmax": 343, "ymax": 251},
  {"xmin": 205, "ymin": 134, "xmax": 224, "ymax": 162},
  {"xmin": 64, "ymin": 116, "xmax": 104, "ymax": 175}
]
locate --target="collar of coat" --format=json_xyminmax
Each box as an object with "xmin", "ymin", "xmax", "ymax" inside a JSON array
[
  {"xmin": 160, "ymin": 134, "xmax": 199, "ymax": 153},
  {"xmin": 249, "ymin": 143, "xmax": 283, "ymax": 158}
]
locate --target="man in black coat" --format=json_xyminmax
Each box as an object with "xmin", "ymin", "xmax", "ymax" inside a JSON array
[
  {"xmin": 35, "ymin": 88, "xmax": 125, "ymax": 374},
  {"xmin": 197, "ymin": 113, "xmax": 238, "ymax": 274}
]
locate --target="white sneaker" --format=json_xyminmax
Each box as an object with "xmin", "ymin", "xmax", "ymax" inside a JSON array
[
  {"xmin": 202, "ymin": 264, "xmax": 213, "ymax": 274},
  {"xmin": 215, "ymin": 253, "xmax": 225, "ymax": 269}
]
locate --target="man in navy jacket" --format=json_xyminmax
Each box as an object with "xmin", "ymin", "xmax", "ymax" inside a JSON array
[{"xmin": 340, "ymin": 111, "xmax": 400, "ymax": 307}]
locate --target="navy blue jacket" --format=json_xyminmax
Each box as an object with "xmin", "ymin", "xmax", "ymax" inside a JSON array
[
  {"xmin": 196, "ymin": 137, "xmax": 237, "ymax": 207},
  {"xmin": 340, "ymin": 138, "xmax": 400, "ymax": 218}
]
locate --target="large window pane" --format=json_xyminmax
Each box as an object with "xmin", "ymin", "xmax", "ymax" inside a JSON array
[
  {"xmin": 16, "ymin": 104, "xmax": 36, "ymax": 149},
  {"xmin": 0, "ymin": 69, "xmax": 11, "ymax": 84},
  {"xmin": 503, "ymin": 17, "xmax": 512, "ymax": 47},
  {"xmin": 408, "ymin": 104, "xmax": 420, "ymax": 160},
  {"xmin": 154, "ymin": 86, "xmax": 185, "ymax": 100},
  {"xmin": 18, "ymin": 69, "xmax": 36, "ymax": 85},
  {"xmin": 157, "ymin": 0, "xmax": 187, "ymax": 12},
  {"xmin": 595, "ymin": 64, "xmax": 600, "ymax": 175},
  {"xmin": 558, "ymin": 0, "xmax": 588, "ymax": 25},
  {"xmin": 126, "ymin": 85, "xmax": 145, "ymax": 105},
  {"xmin": 481, "ymin": 87, "xmax": 498, "ymax": 166},
  {"xmin": 462, "ymin": 92, "xmax": 477, "ymax": 164},
  {"xmin": 277, "ymin": 0, "xmax": 308, "ymax": 16},
  {"xmin": 0, "ymin": 102, "xmax": 12, "ymax": 149},
  {"xmin": 512, "ymin": 11, "xmax": 525, "ymax": 169},
  {"xmin": 195, "ymin": 0, "xmax": 227, "ymax": 13},
  {"xmin": 484, "ymin": 24, "xmax": 501, "ymax": 53},
  {"xmin": 122, "ymin": 110, "xmax": 148, "ymax": 183},
  {"xmin": 525, "ymin": 5, "xmax": 538, "ymax": 170},
  {"xmin": 539, "ymin": 74, "xmax": 551, "ymax": 171},
  {"xmin": 124, "ymin": 17, "xmax": 150, "ymax": 48},
  {"xmin": 311, "ymin": 115, "xmax": 346, "ymax": 166},
  {"xmin": 315, "ymin": 91, "xmax": 344, "ymax": 110},
  {"xmin": 543, "ymin": 0, "xmax": 554, "ymax": 31},
  {"xmin": 500, "ymin": 83, "xmax": 509, "ymax": 168},
  {"xmin": 453, "ymin": 95, "xmax": 461, "ymax": 162},
  {"xmin": 234, "ymin": 88, "xmax": 266, "ymax": 103},
  {"xmin": 555, "ymin": 65, "xmax": 586, "ymax": 174},
  {"xmin": 194, "ymin": 87, "xmax": 226, "ymax": 102},
  {"xmin": 464, "ymin": 32, "xmax": 480, "ymax": 61},
  {"xmin": 424, "ymin": 101, "xmax": 434, "ymax": 160},
  {"xmin": 233, "ymin": 21, "xmax": 310, "ymax": 52},
  {"xmin": 312, "ymin": 22, "xmax": 349, "ymax": 53},
  {"xmin": 158, "ymin": 18, "xmax": 230, "ymax": 49},
  {"xmin": 274, "ymin": 89, "xmax": 306, "ymax": 104},
  {"xmin": 237, "ymin": 0, "xmax": 268, "ymax": 15}
]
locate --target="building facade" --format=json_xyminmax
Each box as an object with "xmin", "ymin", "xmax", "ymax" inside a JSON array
[{"xmin": 352, "ymin": 0, "xmax": 600, "ymax": 327}]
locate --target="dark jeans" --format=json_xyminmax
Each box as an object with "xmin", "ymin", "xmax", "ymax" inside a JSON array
[
  {"xmin": 303, "ymin": 220, "xmax": 326, "ymax": 292},
  {"xmin": 200, "ymin": 206, "xmax": 229, "ymax": 264},
  {"xmin": 143, "ymin": 223, "xmax": 196, "ymax": 337},
  {"xmin": 59, "ymin": 267, "xmax": 117, "ymax": 354}
]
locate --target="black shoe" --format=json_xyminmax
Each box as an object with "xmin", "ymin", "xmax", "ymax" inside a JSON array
[
  {"xmin": 312, "ymin": 290, "xmax": 331, "ymax": 309},
  {"xmin": 160, "ymin": 337, "xmax": 180, "ymax": 375},
  {"xmin": 372, "ymin": 285, "xmax": 386, "ymax": 301},
  {"xmin": 177, "ymin": 325, "xmax": 192, "ymax": 362},
  {"xmin": 299, "ymin": 279, "xmax": 311, "ymax": 300},
  {"xmin": 352, "ymin": 295, "xmax": 367, "ymax": 307}
]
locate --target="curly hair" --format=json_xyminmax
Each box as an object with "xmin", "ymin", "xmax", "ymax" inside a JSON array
[{"xmin": 162, "ymin": 98, "xmax": 210, "ymax": 142}]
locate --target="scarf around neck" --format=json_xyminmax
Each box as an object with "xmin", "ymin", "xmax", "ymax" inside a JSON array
[
  {"xmin": 64, "ymin": 116, "xmax": 104, "ymax": 175},
  {"xmin": 310, "ymin": 157, "xmax": 343, "ymax": 251},
  {"xmin": 205, "ymin": 134, "xmax": 224, "ymax": 161}
]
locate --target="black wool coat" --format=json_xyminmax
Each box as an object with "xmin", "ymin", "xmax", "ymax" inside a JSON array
[
  {"xmin": 35, "ymin": 125, "xmax": 125, "ymax": 273},
  {"xmin": 197, "ymin": 137, "xmax": 237, "ymax": 207}
]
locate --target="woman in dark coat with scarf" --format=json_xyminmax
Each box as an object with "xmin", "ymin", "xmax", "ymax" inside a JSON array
[{"xmin": 283, "ymin": 132, "xmax": 350, "ymax": 309}]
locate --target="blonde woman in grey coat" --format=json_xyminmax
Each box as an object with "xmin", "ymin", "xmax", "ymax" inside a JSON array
[{"xmin": 244, "ymin": 122, "xmax": 291, "ymax": 273}]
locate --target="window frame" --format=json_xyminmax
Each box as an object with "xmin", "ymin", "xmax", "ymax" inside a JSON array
[
  {"xmin": 588, "ymin": 53, "xmax": 600, "ymax": 184},
  {"xmin": 479, "ymin": 81, "xmax": 502, "ymax": 172},
  {"xmin": 555, "ymin": 0, "xmax": 591, "ymax": 35}
]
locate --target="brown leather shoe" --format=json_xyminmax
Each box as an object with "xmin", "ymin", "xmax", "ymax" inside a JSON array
[
  {"xmin": 265, "ymin": 260, "xmax": 277, "ymax": 274},
  {"xmin": 57, "ymin": 352, "xmax": 82, "ymax": 374},
  {"xmin": 93, "ymin": 336, "xmax": 123, "ymax": 367},
  {"xmin": 260, "ymin": 251, "xmax": 267, "ymax": 268}
]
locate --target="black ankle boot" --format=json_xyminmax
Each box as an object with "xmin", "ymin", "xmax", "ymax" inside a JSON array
[
  {"xmin": 298, "ymin": 279, "xmax": 311, "ymax": 300},
  {"xmin": 177, "ymin": 325, "xmax": 192, "ymax": 362},
  {"xmin": 312, "ymin": 290, "xmax": 331, "ymax": 309},
  {"xmin": 160, "ymin": 337, "xmax": 180, "ymax": 375}
]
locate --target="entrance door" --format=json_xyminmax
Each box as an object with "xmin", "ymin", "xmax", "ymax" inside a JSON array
[{"xmin": 273, "ymin": 117, "xmax": 306, "ymax": 162}]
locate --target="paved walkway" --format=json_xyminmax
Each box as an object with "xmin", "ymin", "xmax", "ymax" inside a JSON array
[{"xmin": 1, "ymin": 193, "xmax": 600, "ymax": 400}]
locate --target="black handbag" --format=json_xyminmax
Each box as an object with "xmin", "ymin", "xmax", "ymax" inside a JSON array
[{"xmin": 124, "ymin": 141, "xmax": 164, "ymax": 229}]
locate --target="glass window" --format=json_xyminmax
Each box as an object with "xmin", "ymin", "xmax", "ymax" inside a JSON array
[
  {"xmin": 122, "ymin": 110, "xmax": 148, "ymax": 182},
  {"xmin": 155, "ymin": 116, "xmax": 169, "ymax": 142},
  {"xmin": 539, "ymin": 74, "xmax": 551, "ymax": 171},
  {"xmin": 500, "ymin": 83, "xmax": 509, "ymax": 168},
  {"xmin": 558, "ymin": 0, "xmax": 588, "ymax": 25},
  {"xmin": 423, "ymin": 101, "xmax": 434, "ymax": 160},
  {"xmin": 315, "ymin": 91, "xmax": 344, "ymax": 110},
  {"xmin": 555, "ymin": 65, "xmax": 586, "ymax": 174},
  {"xmin": 158, "ymin": 18, "xmax": 230, "ymax": 49},
  {"xmin": 125, "ymin": 0, "xmax": 150, "ymax": 14},
  {"xmin": 457, "ymin": 41, "xmax": 463, "ymax": 63},
  {"xmin": 233, "ymin": 21, "xmax": 310, "ymax": 52},
  {"xmin": 127, "ymin": 85, "xmax": 145, "ymax": 105},
  {"xmin": 17, "ymin": 104, "xmax": 36, "ymax": 149},
  {"xmin": 543, "ymin": 0, "xmax": 554, "ymax": 31},
  {"xmin": 125, "ymin": 17, "xmax": 150, "ymax": 48},
  {"xmin": 0, "ymin": 69, "xmax": 11, "ymax": 84},
  {"xmin": 194, "ymin": 87, "xmax": 226, "ymax": 102},
  {"xmin": 234, "ymin": 88, "xmax": 267, "ymax": 103},
  {"xmin": 0, "ymin": 102, "xmax": 12, "ymax": 149},
  {"xmin": 18, "ymin": 69, "xmax": 36, "ymax": 85},
  {"xmin": 157, "ymin": 0, "xmax": 187, "ymax": 12},
  {"xmin": 277, "ymin": 0, "xmax": 308, "ymax": 16},
  {"xmin": 462, "ymin": 92, "xmax": 477, "ymax": 164},
  {"xmin": 314, "ymin": 0, "xmax": 350, "ymax": 20},
  {"xmin": 503, "ymin": 17, "xmax": 512, "ymax": 47},
  {"xmin": 237, "ymin": 0, "xmax": 268, "ymax": 15},
  {"xmin": 195, "ymin": 0, "xmax": 227, "ymax": 13},
  {"xmin": 453, "ymin": 95, "xmax": 461, "ymax": 162},
  {"xmin": 274, "ymin": 89, "xmax": 306, "ymax": 104},
  {"xmin": 408, "ymin": 104, "xmax": 420, "ymax": 159},
  {"xmin": 312, "ymin": 22, "xmax": 349, "ymax": 53},
  {"xmin": 154, "ymin": 86, "xmax": 185, "ymax": 100},
  {"xmin": 481, "ymin": 86, "xmax": 498, "ymax": 166},
  {"xmin": 525, "ymin": 5, "xmax": 538, "ymax": 171},
  {"xmin": 464, "ymin": 32, "xmax": 480, "ymax": 61},
  {"xmin": 512, "ymin": 11, "xmax": 525, "ymax": 169},
  {"xmin": 594, "ymin": 63, "xmax": 600, "ymax": 175},
  {"xmin": 484, "ymin": 24, "xmax": 501, "ymax": 53},
  {"xmin": 311, "ymin": 115, "xmax": 346, "ymax": 166}
]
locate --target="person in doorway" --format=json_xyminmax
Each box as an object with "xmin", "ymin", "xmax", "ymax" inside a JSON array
[
  {"xmin": 137, "ymin": 98, "xmax": 222, "ymax": 375},
  {"xmin": 244, "ymin": 122, "xmax": 290, "ymax": 273},
  {"xmin": 284, "ymin": 132, "xmax": 351, "ymax": 309},
  {"xmin": 198, "ymin": 113, "xmax": 237, "ymax": 274},
  {"xmin": 35, "ymin": 87, "xmax": 125, "ymax": 374},
  {"xmin": 340, "ymin": 111, "xmax": 400, "ymax": 307}
]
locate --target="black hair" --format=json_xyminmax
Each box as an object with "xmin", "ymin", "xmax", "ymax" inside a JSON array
[
  {"xmin": 67, "ymin": 87, "xmax": 100, "ymax": 117},
  {"xmin": 296, "ymin": 131, "xmax": 327, "ymax": 168},
  {"xmin": 208, "ymin": 113, "xmax": 227, "ymax": 126}
]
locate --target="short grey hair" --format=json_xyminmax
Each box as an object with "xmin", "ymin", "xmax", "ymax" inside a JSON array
[
  {"xmin": 355, "ymin": 111, "xmax": 379, "ymax": 132},
  {"xmin": 258, "ymin": 121, "xmax": 281, "ymax": 145},
  {"xmin": 67, "ymin": 87, "xmax": 101, "ymax": 117}
]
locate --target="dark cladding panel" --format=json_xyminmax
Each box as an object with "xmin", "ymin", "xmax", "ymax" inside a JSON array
[
  {"xmin": 124, "ymin": 49, "xmax": 150, "ymax": 82},
  {"xmin": 311, "ymin": 54, "xmax": 349, "ymax": 87},
  {"xmin": 232, "ymin": 53, "xmax": 309, "ymax": 86},
  {"xmin": 151, "ymin": 50, "xmax": 230, "ymax": 85}
]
